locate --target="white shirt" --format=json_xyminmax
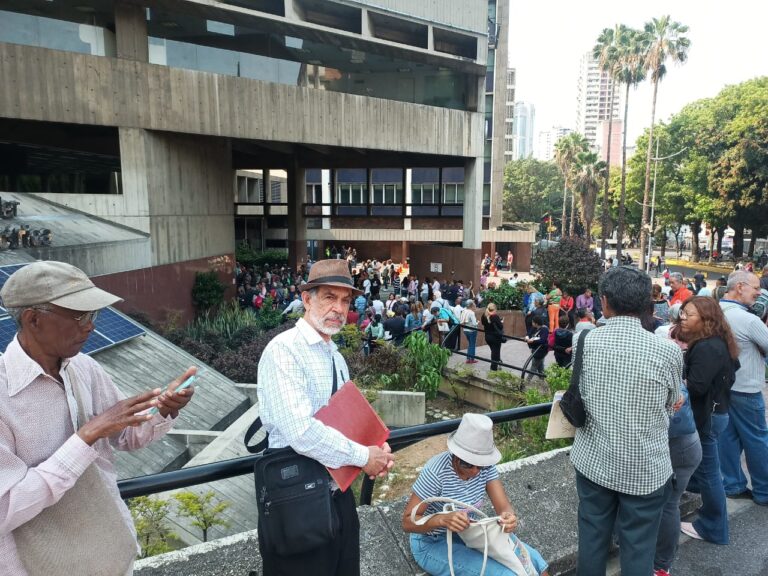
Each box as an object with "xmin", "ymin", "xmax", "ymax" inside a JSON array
[
  {"xmin": 371, "ymin": 299, "xmax": 384, "ymax": 316},
  {"xmin": 256, "ymin": 319, "xmax": 369, "ymax": 470},
  {"xmin": 363, "ymin": 278, "xmax": 371, "ymax": 295}
]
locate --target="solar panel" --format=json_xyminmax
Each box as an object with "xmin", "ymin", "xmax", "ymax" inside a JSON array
[
  {"xmin": 81, "ymin": 331, "xmax": 114, "ymax": 355},
  {"xmin": 0, "ymin": 317, "xmax": 18, "ymax": 353},
  {"xmin": 0, "ymin": 263, "xmax": 147, "ymax": 356}
]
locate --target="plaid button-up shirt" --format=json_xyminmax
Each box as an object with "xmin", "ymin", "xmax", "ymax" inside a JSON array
[
  {"xmin": 570, "ymin": 316, "xmax": 682, "ymax": 495},
  {"xmin": 257, "ymin": 318, "xmax": 369, "ymax": 470}
]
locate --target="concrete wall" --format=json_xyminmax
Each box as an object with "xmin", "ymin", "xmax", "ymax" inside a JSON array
[
  {"xmin": 489, "ymin": 0, "xmax": 509, "ymax": 229},
  {"xmin": 0, "ymin": 44, "xmax": 484, "ymax": 159},
  {"xmin": 28, "ymin": 238, "xmax": 152, "ymax": 277},
  {"xmin": 360, "ymin": 0, "xmax": 488, "ymax": 33}
]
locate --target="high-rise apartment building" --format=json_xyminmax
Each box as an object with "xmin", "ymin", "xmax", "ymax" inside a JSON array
[
  {"xmin": 512, "ymin": 102, "xmax": 535, "ymax": 160},
  {"xmin": 535, "ymin": 126, "xmax": 573, "ymax": 162},
  {"xmin": 575, "ymin": 52, "xmax": 621, "ymax": 150},
  {"xmin": 504, "ymin": 68, "xmax": 516, "ymax": 161}
]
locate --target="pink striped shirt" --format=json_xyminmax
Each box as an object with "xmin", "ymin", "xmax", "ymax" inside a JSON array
[{"xmin": 0, "ymin": 337, "xmax": 176, "ymax": 575}]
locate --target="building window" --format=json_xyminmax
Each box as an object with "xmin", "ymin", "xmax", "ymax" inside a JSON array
[
  {"xmin": 443, "ymin": 183, "xmax": 464, "ymax": 204},
  {"xmin": 412, "ymin": 184, "xmax": 438, "ymax": 205},
  {"xmin": 336, "ymin": 184, "xmax": 365, "ymax": 204}
]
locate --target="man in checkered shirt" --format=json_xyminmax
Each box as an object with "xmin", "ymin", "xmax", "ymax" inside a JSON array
[{"xmin": 570, "ymin": 266, "xmax": 682, "ymax": 576}]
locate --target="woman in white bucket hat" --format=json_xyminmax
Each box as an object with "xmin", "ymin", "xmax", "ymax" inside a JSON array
[{"xmin": 402, "ymin": 413, "xmax": 549, "ymax": 575}]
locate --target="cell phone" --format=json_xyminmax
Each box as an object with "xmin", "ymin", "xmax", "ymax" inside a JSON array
[{"xmin": 148, "ymin": 369, "xmax": 206, "ymax": 415}]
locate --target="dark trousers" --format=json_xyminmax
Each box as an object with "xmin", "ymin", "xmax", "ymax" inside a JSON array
[
  {"xmin": 259, "ymin": 488, "xmax": 360, "ymax": 576},
  {"xmin": 488, "ymin": 340, "xmax": 502, "ymax": 370},
  {"xmin": 576, "ymin": 471, "xmax": 671, "ymax": 576}
]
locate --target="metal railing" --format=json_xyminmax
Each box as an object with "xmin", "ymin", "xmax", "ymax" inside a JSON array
[{"xmin": 118, "ymin": 312, "xmax": 558, "ymax": 504}]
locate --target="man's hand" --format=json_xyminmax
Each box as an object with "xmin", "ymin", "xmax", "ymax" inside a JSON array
[
  {"xmin": 156, "ymin": 366, "xmax": 197, "ymax": 419},
  {"xmin": 363, "ymin": 442, "xmax": 395, "ymax": 479},
  {"xmin": 439, "ymin": 511, "xmax": 470, "ymax": 533},
  {"xmin": 77, "ymin": 389, "xmax": 161, "ymax": 446}
]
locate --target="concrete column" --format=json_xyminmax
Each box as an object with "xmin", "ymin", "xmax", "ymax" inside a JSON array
[
  {"xmin": 321, "ymin": 168, "xmax": 331, "ymax": 229},
  {"xmin": 115, "ymin": 2, "xmax": 149, "ymax": 62},
  {"xmin": 463, "ymin": 157, "xmax": 483, "ymax": 250},
  {"xmin": 489, "ymin": 0, "xmax": 510, "ymax": 229},
  {"xmin": 404, "ymin": 168, "xmax": 412, "ymax": 228},
  {"xmin": 287, "ymin": 160, "xmax": 307, "ymax": 270}
]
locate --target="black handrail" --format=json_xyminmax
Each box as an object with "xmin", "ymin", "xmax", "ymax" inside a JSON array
[{"xmin": 117, "ymin": 402, "xmax": 553, "ymax": 501}]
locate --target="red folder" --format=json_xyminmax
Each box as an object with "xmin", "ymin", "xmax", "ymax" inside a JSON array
[{"xmin": 314, "ymin": 381, "xmax": 390, "ymax": 492}]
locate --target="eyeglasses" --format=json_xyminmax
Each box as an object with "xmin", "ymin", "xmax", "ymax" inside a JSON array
[
  {"xmin": 738, "ymin": 282, "xmax": 761, "ymax": 291},
  {"xmin": 678, "ymin": 310, "xmax": 697, "ymax": 320},
  {"xmin": 455, "ymin": 456, "xmax": 489, "ymax": 471},
  {"xmin": 33, "ymin": 306, "xmax": 99, "ymax": 327}
]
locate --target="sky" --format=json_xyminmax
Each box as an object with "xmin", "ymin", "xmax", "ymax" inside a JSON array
[{"xmin": 507, "ymin": 0, "xmax": 768, "ymax": 147}]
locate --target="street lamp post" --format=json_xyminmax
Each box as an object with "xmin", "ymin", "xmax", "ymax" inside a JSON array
[{"xmin": 645, "ymin": 137, "xmax": 688, "ymax": 273}]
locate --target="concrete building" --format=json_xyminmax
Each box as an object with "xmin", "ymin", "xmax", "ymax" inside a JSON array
[
  {"xmin": 598, "ymin": 119, "xmax": 623, "ymax": 167},
  {"xmin": 534, "ymin": 126, "xmax": 573, "ymax": 162},
  {"xmin": 511, "ymin": 101, "xmax": 535, "ymax": 160},
  {"xmin": 575, "ymin": 51, "xmax": 621, "ymax": 151},
  {"xmin": 503, "ymin": 67, "xmax": 516, "ymax": 162},
  {"xmin": 0, "ymin": 0, "xmax": 532, "ymax": 322}
]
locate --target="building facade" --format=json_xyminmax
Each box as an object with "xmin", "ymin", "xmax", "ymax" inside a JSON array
[
  {"xmin": 503, "ymin": 67, "xmax": 516, "ymax": 162},
  {"xmin": 534, "ymin": 126, "xmax": 573, "ymax": 162},
  {"xmin": 0, "ymin": 0, "xmax": 532, "ymax": 322},
  {"xmin": 512, "ymin": 101, "xmax": 535, "ymax": 160},
  {"xmin": 575, "ymin": 51, "xmax": 621, "ymax": 151}
]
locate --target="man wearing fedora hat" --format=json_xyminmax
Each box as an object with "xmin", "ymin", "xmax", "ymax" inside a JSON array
[
  {"xmin": 257, "ymin": 259, "xmax": 395, "ymax": 576},
  {"xmin": 0, "ymin": 261, "xmax": 196, "ymax": 576}
]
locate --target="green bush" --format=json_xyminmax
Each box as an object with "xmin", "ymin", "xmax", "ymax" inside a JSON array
[
  {"xmin": 544, "ymin": 364, "xmax": 572, "ymax": 394},
  {"xmin": 174, "ymin": 491, "xmax": 230, "ymax": 543},
  {"xmin": 332, "ymin": 323, "xmax": 363, "ymax": 353},
  {"xmin": 191, "ymin": 271, "xmax": 227, "ymax": 314},
  {"xmin": 399, "ymin": 331, "xmax": 450, "ymax": 400},
  {"xmin": 483, "ymin": 280, "xmax": 524, "ymax": 310},
  {"xmin": 532, "ymin": 237, "xmax": 601, "ymax": 294},
  {"xmin": 236, "ymin": 244, "xmax": 289, "ymax": 269},
  {"xmin": 129, "ymin": 496, "xmax": 177, "ymax": 558}
]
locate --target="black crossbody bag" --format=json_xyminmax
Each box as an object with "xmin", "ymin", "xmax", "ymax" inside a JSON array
[
  {"xmin": 244, "ymin": 362, "xmax": 339, "ymax": 556},
  {"xmin": 560, "ymin": 329, "xmax": 589, "ymax": 427}
]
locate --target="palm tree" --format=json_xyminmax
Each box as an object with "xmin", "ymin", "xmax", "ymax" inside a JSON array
[
  {"xmin": 611, "ymin": 26, "xmax": 647, "ymax": 260},
  {"xmin": 573, "ymin": 151, "xmax": 607, "ymax": 240},
  {"xmin": 593, "ymin": 25, "xmax": 623, "ymax": 258},
  {"xmin": 554, "ymin": 133, "xmax": 589, "ymax": 237},
  {"xmin": 638, "ymin": 16, "xmax": 690, "ymax": 270}
]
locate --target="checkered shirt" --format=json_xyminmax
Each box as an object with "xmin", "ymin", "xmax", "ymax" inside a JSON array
[
  {"xmin": 256, "ymin": 318, "xmax": 369, "ymax": 470},
  {"xmin": 570, "ymin": 316, "xmax": 682, "ymax": 495}
]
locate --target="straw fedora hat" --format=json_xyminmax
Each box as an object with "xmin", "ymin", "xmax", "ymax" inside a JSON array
[
  {"xmin": 299, "ymin": 259, "xmax": 362, "ymax": 296},
  {"xmin": 447, "ymin": 413, "xmax": 501, "ymax": 467}
]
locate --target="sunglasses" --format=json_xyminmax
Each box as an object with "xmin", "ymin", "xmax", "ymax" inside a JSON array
[{"xmin": 455, "ymin": 456, "xmax": 489, "ymax": 471}]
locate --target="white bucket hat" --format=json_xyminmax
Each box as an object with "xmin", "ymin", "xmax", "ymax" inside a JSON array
[{"xmin": 447, "ymin": 413, "xmax": 501, "ymax": 467}]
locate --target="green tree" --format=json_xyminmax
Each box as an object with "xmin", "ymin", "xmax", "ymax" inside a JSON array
[
  {"xmin": 174, "ymin": 491, "xmax": 231, "ymax": 543},
  {"xmin": 607, "ymin": 25, "xmax": 647, "ymax": 259},
  {"xmin": 191, "ymin": 271, "xmax": 227, "ymax": 315},
  {"xmin": 502, "ymin": 158, "xmax": 564, "ymax": 226},
  {"xmin": 593, "ymin": 25, "xmax": 623, "ymax": 258},
  {"xmin": 129, "ymin": 496, "xmax": 177, "ymax": 558},
  {"xmin": 554, "ymin": 133, "xmax": 589, "ymax": 237},
  {"xmin": 638, "ymin": 16, "xmax": 691, "ymax": 269},
  {"xmin": 572, "ymin": 151, "xmax": 607, "ymax": 240},
  {"xmin": 532, "ymin": 237, "xmax": 602, "ymax": 294}
]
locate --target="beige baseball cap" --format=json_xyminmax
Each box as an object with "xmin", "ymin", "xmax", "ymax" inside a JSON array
[{"xmin": 0, "ymin": 261, "xmax": 122, "ymax": 311}]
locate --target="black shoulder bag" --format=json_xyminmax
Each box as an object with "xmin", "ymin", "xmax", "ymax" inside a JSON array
[
  {"xmin": 244, "ymin": 361, "xmax": 339, "ymax": 556},
  {"xmin": 560, "ymin": 329, "xmax": 589, "ymax": 427}
]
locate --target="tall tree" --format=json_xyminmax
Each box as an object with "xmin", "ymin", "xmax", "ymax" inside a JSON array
[
  {"xmin": 638, "ymin": 16, "xmax": 690, "ymax": 269},
  {"xmin": 554, "ymin": 133, "xmax": 589, "ymax": 237},
  {"xmin": 573, "ymin": 151, "xmax": 607, "ymax": 240},
  {"xmin": 593, "ymin": 25, "xmax": 622, "ymax": 258},
  {"xmin": 502, "ymin": 158, "xmax": 564, "ymax": 224},
  {"xmin": 612, "ymin": 26, "xmax": 647, "ymax": 260}
]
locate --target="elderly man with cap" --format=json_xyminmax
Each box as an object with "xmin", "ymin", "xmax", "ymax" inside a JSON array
[
  {"xmin": 256, "ymin": 259, "xmax": 394, "ymax": 576},
  {"xmin": 0, "ymin": 261, "xmax": 196, "ymax": 576}
]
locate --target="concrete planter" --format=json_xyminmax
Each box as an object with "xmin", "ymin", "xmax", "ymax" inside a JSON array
[
  {"xmin": 372, "ymin": 390, "xmax": 426, "ymax": 427},
  {"xmin": 439, "ymin": 371, "xmax": 521, "ymax": 411}
]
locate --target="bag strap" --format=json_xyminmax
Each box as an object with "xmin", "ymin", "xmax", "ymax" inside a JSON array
[
  {"xmin": 571, "ymin": 329, "xmax": 589, "ymax": 388},
  {"xmin": 245, "ymin": 357, "xmax": 338, "ymax": 454},
  {"xmin": 410, "ymin": 497, "xmax": 491, "ymax": 576}
]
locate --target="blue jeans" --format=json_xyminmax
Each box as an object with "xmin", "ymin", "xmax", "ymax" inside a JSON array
[
  {"xmin": 410, "ymin": 533, "xmax": 548, "ymax": 576},
  {"xmin": 718, "ymin": 391, "xmax": 768, "ymax": 504},
  {"xmin": 655, "ymin": 432, "xmax": 702, "ymax": 571},
  {"xmin": 466, "ymin": 330, "xmax": 477, "ymax": 361},
  {"xmin": 690, "ymin": 412, "xmax": 730, "ymax": 544}
]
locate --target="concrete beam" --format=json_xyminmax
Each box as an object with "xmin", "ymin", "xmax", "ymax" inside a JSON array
[
  {"xmin": 462, "ymin": 157, "xmax": 483, "ymax": 250},
  {"xmin": 114, "ymin": 2, "xmax": 149, "ymax": 62}
]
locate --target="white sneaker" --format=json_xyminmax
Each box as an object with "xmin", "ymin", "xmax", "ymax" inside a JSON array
[{"xmin": 680, "ymin": 521, "xmax": 703, "ymax": 540}]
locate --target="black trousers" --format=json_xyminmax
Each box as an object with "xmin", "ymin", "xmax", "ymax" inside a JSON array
[
  {"xmin": 488, "ymin": 339, "xmax": 502, "ymax": 370},
  {"xmin": 259, "ymin": 488, "xmax": 360, "ymax": 576}
]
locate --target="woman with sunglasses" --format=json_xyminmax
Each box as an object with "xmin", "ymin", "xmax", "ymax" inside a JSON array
[
  {"xmin": 677, "ymin": 296, "xmax": 740, "ymax": 544},
  {"xmin": 402, "ymin": 413, "xmax": 549, "ymax": 576}
]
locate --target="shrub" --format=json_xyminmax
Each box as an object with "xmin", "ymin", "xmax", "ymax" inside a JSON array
[
  {"xmin": 531, "ymin": 237, "xmax": 601, "ymax": 294},
  {"xmin": 332, "ymin": 323, "xmax": 363, "ymax": 353},
  {"xmin": 545, "ymin": 364, "xmax": 572, "ymax": 394},
  {"xmin": 357, "ymin": 342, "xmax": 407, "ymax": 390},
  {"xmin": 483, "ymin": 280, "xmax": 524, "ymax": 310},
  {"xmin": 191, "ymin": 271, "xmax": 227, "ymax": 314},
  {"xmin": 173, "ymin": 491, "xmax": 230, "ymax": 543},
  {"xmin": 399, "ymin": 331, "xmax": 450, "ymax": 400},
  {"xmin": 211, "ymin": 348, "xmax": 260, "ymax": 383},
  {"xmin": 129, "ymin": 496, "xmax": 177, "ymax": 558},
  {"xmin": 236, "ymin": 244, "xmax": 289, "ymax": 269}
]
